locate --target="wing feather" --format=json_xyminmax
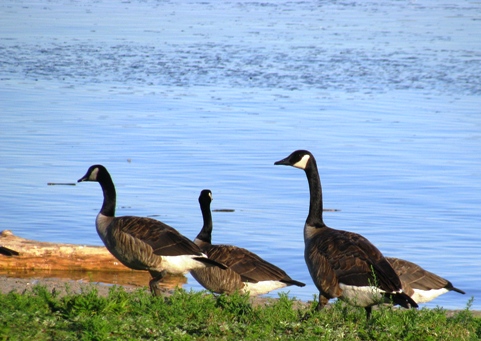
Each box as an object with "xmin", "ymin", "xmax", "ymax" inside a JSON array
[
  {"xmin": 203, "ymin": 244, "xmax": 300, "ymax": 284},
  {"xmin": 310, "ymin": 228, "xmax": 403, "ymax": 293},
  {"xmin": 113, "ymin": 216, "xmax": 203, "ymax": 256}
]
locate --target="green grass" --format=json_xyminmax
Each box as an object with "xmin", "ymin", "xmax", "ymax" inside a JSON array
[{"xmin": 0, "ymin": 285, "xmax": 479, "ymax": 340}]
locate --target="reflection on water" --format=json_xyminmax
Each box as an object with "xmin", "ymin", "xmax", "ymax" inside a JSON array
[{"xmin": 0, "ymin": 0, "xmax": 480, "ymax": 310}]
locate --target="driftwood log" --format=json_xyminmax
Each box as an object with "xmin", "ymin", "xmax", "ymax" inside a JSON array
[{"xmin": 0, "ymin": 230, "xmax": 186, "ymax": 289}]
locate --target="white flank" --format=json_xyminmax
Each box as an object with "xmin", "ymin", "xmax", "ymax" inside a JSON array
[
  {"xmin": 411, "ymin": 288, "xmax": 449, "ymax": 304},
  {"xmin": 292, "ymin": 154, "xmax": 311, "ymax": 170},
  {"xmin": 339, "ymin": 283, "xmax": 386, "ymax": 307},
  {"xmin": 161, "ymin": 255, "xmax": 210, "ymax": 274},
  {"xmin": 242, "ymin": 281, "xmax": 287, "ymax": 296}
]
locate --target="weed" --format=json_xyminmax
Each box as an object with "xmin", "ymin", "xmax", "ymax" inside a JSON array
[{"xmin": 0, "ymin": 283, "xmax": 478, "ymax": 340}]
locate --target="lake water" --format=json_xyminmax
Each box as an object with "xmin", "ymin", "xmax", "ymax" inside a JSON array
[{"xmin": 1, "ymin": 0, "xmax": 480, "ymax": 310}]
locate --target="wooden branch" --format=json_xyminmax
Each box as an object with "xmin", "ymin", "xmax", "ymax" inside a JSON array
[
  {"xmin": 0, "ymin": 230, "xmax": 186, "ymax": 289},
  {"xmin": 0, "ymin": 230, "xmax": 133, "ymax": 272}
]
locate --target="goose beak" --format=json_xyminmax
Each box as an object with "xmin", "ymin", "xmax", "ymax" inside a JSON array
[
  {"xmin": 274, "ymin": 157, "xmax": 290, "ymax": 166},
  {"xmin": 77, "ymin": 173, "xmax": 89, "ymax": 183}
]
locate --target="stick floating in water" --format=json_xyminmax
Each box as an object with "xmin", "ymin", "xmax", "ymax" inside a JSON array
[{"xmin": 47, "ymin": 182, "xmax": 77, "ymax": 186}]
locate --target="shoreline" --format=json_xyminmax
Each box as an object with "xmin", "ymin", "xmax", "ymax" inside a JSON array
[{"xmin": 1, "ymin": 275, "xmax": 478, "ymax": 317}]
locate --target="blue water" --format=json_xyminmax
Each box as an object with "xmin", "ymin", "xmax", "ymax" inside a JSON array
[{"xmin": 1, "ymin": 0, "xmax": 480, "ymax": 310}]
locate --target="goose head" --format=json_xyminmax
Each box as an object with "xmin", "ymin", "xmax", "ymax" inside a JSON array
[
  {"xmin": 274, "ymin": 150, "xmax": 313, "ymax": 170},
  {"xmin": 199, "ymin": 189, "xmax": 213, "ymax": 205},
  {"xmin": 78, "ymin": 164, "xmax": 107, "ymax": 183}
]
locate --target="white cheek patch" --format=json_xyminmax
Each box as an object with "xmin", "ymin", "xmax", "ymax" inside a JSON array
[
  {"xmin": 292, "ymin": 154, "xmax": 310, "ymax": 170},
  {"xmin": 90, "ymin": 167, "xmax": 99, "ymax": 180}
]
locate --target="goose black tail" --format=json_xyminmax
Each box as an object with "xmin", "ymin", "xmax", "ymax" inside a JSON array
[
  {"xmin": 445, "ymin": 281, "xmax": 465, "ymax": 295},
  {"xmin": 390, "ymin": 292, "xmax": 419, "ymax": 309},
  {"xmin": 452, "ymin": 287, "xmax": 466, "ymax": 295},
  {"xmin": 194, "ymin": 256, "xmax": 228, "ymax": 270},
  {"xmin": 282, "ymin": 279, "xmax": 306, "ymax": 287}
]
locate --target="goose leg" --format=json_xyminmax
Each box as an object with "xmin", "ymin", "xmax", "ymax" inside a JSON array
[
  {"xmin": 365, "ymin": 306, "xmax": 372, "ymax": 320},
  {"xmin": 149, "ymin": 270, "xmax": 167, "ymax": 296},
  {"xmin": 316, "ymin": 294, "xmax": 329, "ymax": 311}
]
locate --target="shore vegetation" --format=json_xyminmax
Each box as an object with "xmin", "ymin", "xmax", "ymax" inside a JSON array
[{"xmin": 0, "ymin": 285, "xmax": 479, "ymax": 340}]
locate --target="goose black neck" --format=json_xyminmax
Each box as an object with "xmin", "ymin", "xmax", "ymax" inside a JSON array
[
  {"xmin": 97, "ymin": 170, "xmax": 116, "ymax": 217},
  {"xmin": 304, "ymin": 157, "xmax": 325, "ymax": 228},
  {"xmin": 196, "ymin": 199, "xmax": 213, "ymax": 244}
]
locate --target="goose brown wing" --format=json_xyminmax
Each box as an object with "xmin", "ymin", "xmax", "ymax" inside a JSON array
[
  {"xmin": 114, "ymin": 216, "xmax": 203, "ymax": 256},
  {"xmin": 316, "ymin": 228, "xmax": 403, "ymax": 293},
  {"xmin": 203, "ymin": 245, "xmax": 292, "ymax": 283},
  {"xmin": 387, "ymin": 257, "xmax": 458, "ymax": 291},
  {"xmin": 306, "ymin": 241, "xmax": 343, "ymax": 298}
]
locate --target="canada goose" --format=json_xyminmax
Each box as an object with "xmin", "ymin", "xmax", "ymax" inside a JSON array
[
  {"xmin": 77, "ymin": 165, "xmax": 226, "ymax": 296},
  {"xmin": 274, "ymin": 150, "xmax": 418, "ymax": 318},
  {"xmin": 386, "ymin": 257, "xmax": 465, "ymax": 303},
  {"xmin": 190, "ymin": 189, "xmax": 305, "ymax": 296}
]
